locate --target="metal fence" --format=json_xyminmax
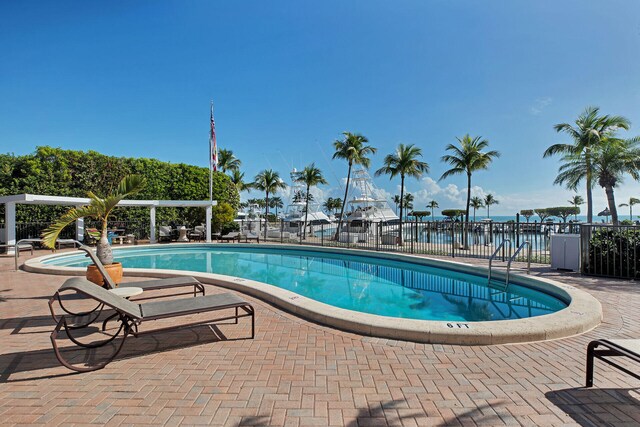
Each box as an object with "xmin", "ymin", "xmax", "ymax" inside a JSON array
[
  {"xmin": 580, "ymin": 223, "xmax": 640, "ymax": 279},
  {"xmin": 235, "ymin": 219, "xmax": 581, "ymax": 264}
]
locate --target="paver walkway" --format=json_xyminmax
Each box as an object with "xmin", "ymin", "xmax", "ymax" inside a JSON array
[{"xmin": 1, "ymin": 249, "xmax": 639, "ymax": 426}]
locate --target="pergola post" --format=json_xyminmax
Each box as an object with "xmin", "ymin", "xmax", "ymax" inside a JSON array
[
  {"xmin": 5, "ymin": 202, "xmax": 16, "ymax": 255},
  {"xmin": 150, "ymin": 206, "xmax": 157, "ymax": 244},
  {"xmin": 205, "ymin": 205, "xmax": 212, "ymax": 243},
  {"xmin": 75, "ymin": 205, "xmax": 84, "ymax": 243}
]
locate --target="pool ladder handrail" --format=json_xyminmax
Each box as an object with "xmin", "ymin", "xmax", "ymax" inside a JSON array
[
  {"xmin": 505, "ymin": 241, "xmax": 532, "ymax": 285},
  {"xmin": 487, "ymin": 240, "xmax": 511, "ymax": 283}
]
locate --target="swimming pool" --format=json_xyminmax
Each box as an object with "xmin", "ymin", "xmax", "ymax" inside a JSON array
[
  {"xmin": 29, "ymin": 244, "xmax": 602, "ymax": 344},
  {"xmin": 44, "ymin": 245, "xmax": 566, "ymax": 322}
]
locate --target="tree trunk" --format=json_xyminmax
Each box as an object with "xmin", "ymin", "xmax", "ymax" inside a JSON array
[
  {"xmin": 334, "ymin": 162, "xmax": 352, "ymax": 240},
  {"xmin": 398, "ymin": 175, "xmax": 404, "ymax": 246},
  {"xmin": 96, "ymin": 227, "xmax": 114, "ymax": 265},
  {"xmin": 585, "ymin": 150, "xmax": 593, "ymax": 223},
  {"xmin": 303, "ymin": 184, "xmax": 310, "ymax": 239},
  {"xmin": 464, "ymin": 173, "xmax": 471, "ymax": 249},
  {"xmin": 605, "ymin": 185, "xmax": 618, "ymax": 225},
  {"xmin": 264, "ymin": 191, "xmax": 270, "ymax": 239}
]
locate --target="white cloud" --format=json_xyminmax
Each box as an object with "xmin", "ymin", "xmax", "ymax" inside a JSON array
[{"xmin": 530, "ymin": 97, "xmax": 552, "ymax": 115}]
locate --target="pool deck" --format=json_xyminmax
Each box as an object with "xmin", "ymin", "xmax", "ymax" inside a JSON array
[{"xmin": 1, "ymin": 246, "xmax": 639, "ymax": 426}]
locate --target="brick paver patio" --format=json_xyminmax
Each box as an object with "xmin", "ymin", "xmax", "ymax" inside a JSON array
[{"xmin": 1, "ymin": 249, "xmax": 639, "ymax": 426}]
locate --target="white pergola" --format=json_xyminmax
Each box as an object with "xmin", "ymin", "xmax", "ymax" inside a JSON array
[{"xmin": 0, "ymin": 194, "xmax": 217, "ymax": 254}]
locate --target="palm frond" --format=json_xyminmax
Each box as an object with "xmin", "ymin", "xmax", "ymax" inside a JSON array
[{"xmin": 42, "ymin": 205, "xmax": 100, "ymax": 249}]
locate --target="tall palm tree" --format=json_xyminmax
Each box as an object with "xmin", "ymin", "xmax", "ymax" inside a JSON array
[
  {"xmin": 593, "ymin": 137, "xmax": 640, "ymax": 224},
  {"xmin": 427, "ymin": 200, "xmax": 439, "ymax": 219},
  {"xmin": 552, "ymin": 137, "xmax": 640, "ymax": 225},
  {"xmin": 375, "ymin": 144, "xmax": 429, "ymax": 245},
  {"xmin": 270, "ymin": 196, "xmax": 284, "ymax": 218},
  {"xmin": 43, "ymin": 175, "xmax": 146, "ymax": 265},
  {"xmin": 253, "ymin": 169, "xmax": 287, "ymax": 238},
  {"xmin": 230, "ymin": 170, "xmax": 252, "ymax": 193},
  {"xmin": 470, "ymin": 196, "xmax": 484, "ymax": 222},
  {"xmin": 568, "ymin": 194, "xmax": 585, "ymax": 221},
  {"xmin": 217, "ymin": 148, "xmax": 241, "ymax": 173},
  {"xmin": 544, "ymin": 106, "xmax": 630, "ymax": 223},
  {"xmin": 332, "ymin": 132, "xmax": 376, "ymax": 239},
  {"xmin": 441, "ymin": 134, "xmax": 500, "ymax": 248},
  {"xmin": 619, "ymin": 197, "xmax": 640, "ymax": 221},
  {"xmin": 294, "ymin": 164, "xmax": 328, "ymax": 239},
  {"xmin": 484, "ymin": 194, "xmax": 498, "ymax": 219}
]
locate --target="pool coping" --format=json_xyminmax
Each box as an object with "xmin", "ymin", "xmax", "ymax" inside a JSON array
[{"xmin": 24, "ymin": 243, "xmax": 603, "ymax": 345}]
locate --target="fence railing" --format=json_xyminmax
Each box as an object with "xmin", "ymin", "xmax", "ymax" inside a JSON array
[
  {"xmin": 235, "ymin": 219, "xmax": 581, "ymax": 264},
  {"xmin": 580, "ymin": 223, "xmax": 640, "ymax": 279}
]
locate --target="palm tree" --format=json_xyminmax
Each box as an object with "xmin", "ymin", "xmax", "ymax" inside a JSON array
[
  {"xmin": 43, "ymin": 175, "xmax": 146, "ymax": 265},
  {"xmin": 619, "ymin": 197, "xmax": 640, "ymax": 221},
  {"xmin": 402, "ymin": 193, "xmax": 414, "ymax": 211},
  {"xmin": 544, "ymin": 106, "xmax": 630, "ymax": 223},
  {"xmin": 568, "ymin": 194, "xmax": 585, "ymax": 221},
  {"xmin": 427, "ymin": 200, "xmax": 439, "ymax": 219},
  {"xmin": 470, "ymin": 196, "xmax": 484, "ymax": 222},
  {"xmin": 252, "ymin": 169, "xmax": 287, "ymax": 238},
  {"xmin": 230, "ymin": 170, "xmax": 252, "ymax": 193},
  {"xmin": 441, "ymin": 134, "xmax": 500, "ymax": 248},
  {"xmin": 332, "ymin": 132, "xmax": 376, "ymax": 239},
  {"xmin": 294, "ymin": 164, "xmax": 328, "ymax": 239},
  {"xmin": 217, "ymin": 148, "xmax": 241, "ymax": 173},
  {"xmin": 593, "ymin": 137, "xmax": 640, "ymax": 224},
  {"xmin": 484, "ymin": 194, "xmax": 498, "ymax": 219},
  {"xmin": 393, "ymin": 195, "xmax": 401, "ymax": 214},
  {"xmin": 270, "ymin": 196, "xmax": 284, "ymax": 218},
  {"xmin": 375, "ymin": 144, "xmax": 429, "ymax": 245}
]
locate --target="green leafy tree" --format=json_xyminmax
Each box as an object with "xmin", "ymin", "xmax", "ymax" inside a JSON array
[
  {"xmin": 441, "ymin": 134, "xmax": 499, "ymax": 248},
  {"xmin": 470, "ymin": 196, "xmax": 484, "ymax": 222},
  {"xmin": 217, "ymin": 148, "xmax": 241, "ymax": 173},
  {"xmin": 43, "ymin": 175, "xmax": 146, "ymax": 265},
  {"xmin": 212, "ymin": 202, "xmax": 236, "ymax": 232},
  {"xmin": 442, "ymin": 209, "xmax": 465, "ymax": 220},
  {"xmin": 393, "ymin": 195, "xmax": 401, "ymax": 214},
  {"xmin": 544, "ymin": 106, "xmax": 631, "ymax": 223},
  {"xmin": 252, "ymin": 169, "xmax": 287, "ymax": 238},
  {"xmin": 546, "ymin": 207, "xmax": 580, "ymax": 223},
  {"xmin": 402, "ymin": 193, "xmax": 414, "ymax": 211},
  {"xmin": 294, "ymin": 163, "xmax": 328, "ymax": 239},
  {"xmin": 535, "ymin": 208, "xmax": 551, "ymax": 222},
  {"xmin": 375, "ymin": 144, "xmax": 429, "ymax": 245},
  {"xmin": 520, "ymin": 209, "xmax": 534, "ymax": 222},
  {"xmin": 619, "ymin": 197, "xmax": 640, "ymax": 221},
  {"xmin": 484, "ymin": 194, "xmax": 498, "ymax": 219},
  {"xmin": 332, "ymin": 132, "xmax": 376, "ymax": 239}
]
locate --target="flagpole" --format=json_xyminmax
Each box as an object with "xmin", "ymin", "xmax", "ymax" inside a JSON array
[{"xmin": 209, "ymin": 100, "xmax": 214, "ymax": 204}]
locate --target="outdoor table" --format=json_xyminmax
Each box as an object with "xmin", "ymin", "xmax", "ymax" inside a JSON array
[{"xmin": 176, "ymin": 226, "xmax": 190, "ymax": 242}]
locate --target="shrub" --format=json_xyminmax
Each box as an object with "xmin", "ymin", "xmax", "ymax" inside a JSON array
[{"xmin": 586, "ymin": 228, "xmax": 640, "ymax": 278}]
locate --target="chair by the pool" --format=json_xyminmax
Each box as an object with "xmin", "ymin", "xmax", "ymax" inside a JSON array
[
  {"xmin": 78, "ymin": 245, "xmax": 205, "ymax": 298},
  {"xmin": 220, "ymin": 232, "xmax": 240, "ymax": 242},
  {"xmin": 158, "ymin": 225, "xmax": 173, "ymax": 242},
  {"xmin": 586, "ymin": 339, "xmax": 640, "ymax": 387},
  {"xmin": 243, "ymin": 232, "xmax": 260, "ymax": 243},
  {"xmin": 49, "ymin": 277, "xmax": 254, "ymax": 372}
]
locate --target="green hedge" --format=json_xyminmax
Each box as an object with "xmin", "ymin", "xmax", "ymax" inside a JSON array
[
  {"xmin": 0, "ymin": 146, "xmax": 239, "ymax": 227},
  {"xmin": 586, "ymin": 228, "xmax": 640, "ymax": 278}
]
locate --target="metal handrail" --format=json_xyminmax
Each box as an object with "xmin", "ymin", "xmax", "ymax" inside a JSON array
[
  {"xmin": 488, "ymin": 240, "xmax": 511, "ymax": 282},
  {"xmin": 506, "ymin": 241, "xmax": 532, "ymax": 285}
]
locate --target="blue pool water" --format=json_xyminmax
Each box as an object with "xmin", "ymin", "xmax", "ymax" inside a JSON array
[{"xmin": 45, "ymin": 246, "xmax": 567, "ymax": 322}]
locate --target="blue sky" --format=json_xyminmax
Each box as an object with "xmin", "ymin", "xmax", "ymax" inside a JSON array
[{"xmin": 1, "ymin": 1, "xmax": 640, "ymax": 215}]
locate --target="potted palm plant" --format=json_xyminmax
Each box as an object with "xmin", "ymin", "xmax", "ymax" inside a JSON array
[{"xmin": 42, "ymin": 175, "xmax": 146, "ymax": 286}]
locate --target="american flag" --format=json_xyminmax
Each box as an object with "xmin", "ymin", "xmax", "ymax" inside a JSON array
[{"xmin": 210, "ymin": 103, "xmax": 218, "ymax": 172}]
